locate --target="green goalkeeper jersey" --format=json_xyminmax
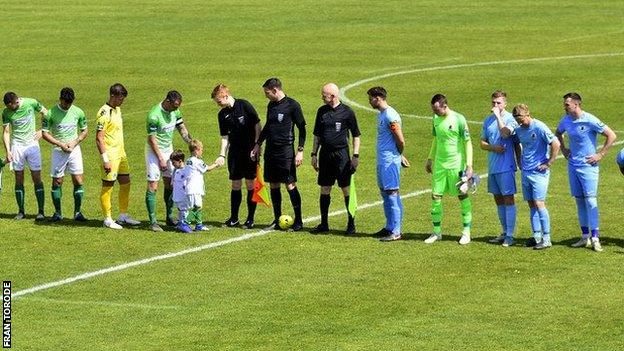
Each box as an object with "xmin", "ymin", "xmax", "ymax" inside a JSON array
[
  {"xmin": 2, "ymin": 98, "xmax": 45, "ymax": 146},
  {"xmin": 432, "ymin": 110, "xmax": 471, "ymax": 170},
  {"xmin": 146, "ymin": 103, "xmax": 183, "ymax": 151},
  {"xmin": 42, "ymin": 104, "xmax": 87, "ymax": 150}
]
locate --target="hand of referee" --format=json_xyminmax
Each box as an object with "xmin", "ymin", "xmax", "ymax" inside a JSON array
[
  {"xmin": 250, "ymin": 144, "xmax": 260, "ymax": 161},
  {"xmin": 350, "ymin": 156, "xmax": 359, "ymax": 170},
  {"xmin": 311, "ymin": 155, "xmax": 319, "ymax": 172},
  {"xmin": 295, "ymin": 150, "xmax": 303, "ymax": 167}
]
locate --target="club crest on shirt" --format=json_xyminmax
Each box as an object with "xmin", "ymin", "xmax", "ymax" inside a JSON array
[
  {"xmin": 238, "ymin": 115, "xmax": 245, "ymax": 124},
  {"xmin": 531, "ymin": 132, "xmax": 537, "ymax": 140},
  {"xmin": 335, "ymin": 122, "xmax": 341, "ymax": 132},
  {"xmin": 578, "ymin": 125, "xmax": 586, "ymax": 133},
  {"xmin": 277, "ymin": 113, "xmax": 284, "ymax": 122}
]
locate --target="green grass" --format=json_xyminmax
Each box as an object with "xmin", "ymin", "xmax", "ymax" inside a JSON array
[{"xmin": 2, "ymin": 0, "xmax": 624, "ymax": 349}]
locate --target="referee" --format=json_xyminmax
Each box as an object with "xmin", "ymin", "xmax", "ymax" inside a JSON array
[
  {"xmin": 211, "ymin": 84, "xmax": 262, "ymax": 229},
  {"xmin": 251, "ymin": 78, "xmax": 306, "ymax": 231},
  {"xmin": 310, "ymin": 83, "xmax": 361, "ymax": 234}
]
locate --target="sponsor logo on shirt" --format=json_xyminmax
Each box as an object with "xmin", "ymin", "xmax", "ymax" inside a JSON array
[
  {"xmin": 57, "ymin": 123, "xmax": 77, "ymax": 133},
  {"xmin": 162, "ymin": 123, "xmax": 176, "ymax": 133},
  {"xmin": 13, "ymin": 115, "xmax": 32, "ymax": 127},
  {"xmin": 335, "ymin": 122, "xmax": 342, "ymax": 132}
]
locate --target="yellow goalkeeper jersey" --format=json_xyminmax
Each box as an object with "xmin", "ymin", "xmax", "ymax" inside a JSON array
[{"xmin": 96, "ymin": 103, "xmax": 126, "ymax": 159}]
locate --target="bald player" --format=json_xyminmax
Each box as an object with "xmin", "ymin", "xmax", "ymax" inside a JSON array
[{"xmin": 310, "ymin": 83, "xmax": 361, "ymax": 234}]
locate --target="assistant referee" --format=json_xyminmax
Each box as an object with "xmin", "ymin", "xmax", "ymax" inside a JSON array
[
  {"xmin": 310, "ymin": 83, "xmax": 361, "ymax": 234},
  {"xmin": 251, "ymin": 78, "xmax": 306, "ymax": 231}
]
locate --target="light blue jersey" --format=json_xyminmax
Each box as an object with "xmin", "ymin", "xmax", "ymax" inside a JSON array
[
  {"xmin": 376, "ymin": 106, "xmax": 401, "ymax": 190},
  {"xmin": 556, "ymin": 112, "xmax": 605, "ymax": 168},
  {"xmin": 481, "ymin": 111, "xmax": 518, "ymax": 174},
  {"xmin": 376, "ymin": 106, "xmax": 401, "ymax": 164},
  {"xmin": 617, "ymin": 148, "xmax": 624, "ymax": 166},
  {"xmin": 513, "ymin": 119, "xmax": 555, "ymax": 171}
]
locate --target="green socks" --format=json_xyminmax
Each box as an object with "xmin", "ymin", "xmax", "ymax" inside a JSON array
[
  {"xmin": 431, "ymin": 198, "xmax": 443, "ymax": 234},
  {"xmin": 146, "ymin": 190, "xmax": 157, "ymax": 224},
  {"xmin": 164, "ymin": 187, "xmax": 173, "ymax": 220},
  {"xmin": 192, "ymin": 207, "xmax": 203, "ymax": 225},
  {"xmin": 52, "ymin": 184, "xmax": 62, "ymax": 215},
  {"xmin": 15, "ymin": 184, "xmax": 25, "ymax": 214},
  {"xmin": 35, "ymin": 183, "xmax": 45, "ymax": 215},
  {"xmin": 73, "ymin": 184, "xmax": 84, "ymax": 214},
  {"xmin": 460, "ymin": 197, "xmax": 472, "ymax": 230}
]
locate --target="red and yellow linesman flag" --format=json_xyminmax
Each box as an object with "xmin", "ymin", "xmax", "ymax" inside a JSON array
[{"xmin": 252, "ymin": 163, "xmax": 271, "ymax": 207}]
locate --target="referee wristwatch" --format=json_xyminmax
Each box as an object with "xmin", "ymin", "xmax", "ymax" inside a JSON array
[{"xmin": 297, "ymin": 146, "xmax": 304, "ymax": 152}]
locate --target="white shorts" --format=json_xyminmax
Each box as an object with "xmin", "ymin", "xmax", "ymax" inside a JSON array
[
  {"xmin": 175, "ymin": 194, "xmax": 203, "ymax": 210},
  {"xmin": 10, "ymin": 142, "xmax": 41, "ymax": 171},
  {"xmin": 145, "ymin": 147, "xmax": 173, "ymax": 181},
  {"xmin": 188, "ymin": 194, "xmax": 203, "ymax": 209},
  {"xmin": 51, "ymin": 145, "xmax": 84, "ymax": 178}
]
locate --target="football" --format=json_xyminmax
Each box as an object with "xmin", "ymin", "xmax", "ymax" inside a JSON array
[{"xmin": 278, "ymin": 214, "xmax": 294, "ymax": 230}]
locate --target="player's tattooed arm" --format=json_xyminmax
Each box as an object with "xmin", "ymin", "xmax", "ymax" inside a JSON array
[{"xmin": 176, "ymin": 123, "xmax": 193, "ymax": 143}]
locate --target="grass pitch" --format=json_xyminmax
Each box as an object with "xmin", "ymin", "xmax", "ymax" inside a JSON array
[{"xmin": 2, "ymin": 1, "xmax": 624, "ymax": 350}]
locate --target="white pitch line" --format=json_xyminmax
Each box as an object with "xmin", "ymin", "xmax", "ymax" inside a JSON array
[
  {"xmin": 12, "ymin": 186, "xmax": 434, "ymax": 299},
  {"xmin": 340, "ymin": 52, "xmax": 624, "ymax": 124},
  {"xmin": 363, "ymin": 57, "xmax": 462, "ymax": 74},
  {"xmin": 21, "ymin": 296, "xmax": 180, "ymax": 310},
  {"xmin": 558, "ymin": 29, "xmax": 624, "ymax": 43}
]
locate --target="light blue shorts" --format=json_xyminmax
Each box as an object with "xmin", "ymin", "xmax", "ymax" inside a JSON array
[
  {"xmin": 487, "ymin": 171, "xmax": 517, "ymax": 196},
  {"xmin": 377, "ymin": 159, "xmax": 401, "ymax": 191},
  {"xmin": 521, "ymin": 169, "xmax": 550, "ymax": 201},
  {"xmin": 567, "ymin": 165, "xmax": 599, "ymax": 197}
]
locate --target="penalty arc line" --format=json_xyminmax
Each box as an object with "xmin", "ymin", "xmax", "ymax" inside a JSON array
[{"xmin": 339, "ymin": 52, "xmax": 624, "ymax": 125}]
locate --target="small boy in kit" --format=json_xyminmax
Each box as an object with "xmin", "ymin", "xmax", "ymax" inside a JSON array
[{"xmin": 170, "ymin": 140, "xmax": 218, "ymax": 233}]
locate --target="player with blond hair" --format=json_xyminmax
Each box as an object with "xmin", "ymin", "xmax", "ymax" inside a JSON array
[{"xmin": 512, "ymin": 104, "xmax": 560, "ymax": 250}]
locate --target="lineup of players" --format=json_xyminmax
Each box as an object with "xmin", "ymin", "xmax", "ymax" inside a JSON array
[{"xmin": 2, "ymin": 80, "xmax": 622, "ymax": 251}]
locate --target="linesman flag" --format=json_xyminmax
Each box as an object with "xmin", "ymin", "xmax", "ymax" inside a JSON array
[
  {"xmin": 348, "ymin": 174, "xmax": 357, "ymax": 217},
  {"xmin": 252, "ymin": 163, "xmax": 271, "ymax": 207}
]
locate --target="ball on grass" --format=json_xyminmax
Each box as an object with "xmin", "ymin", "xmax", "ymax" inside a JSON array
[{"xmin": 278, "ymin": 215, "xmax": 294, "ymax": 230}]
